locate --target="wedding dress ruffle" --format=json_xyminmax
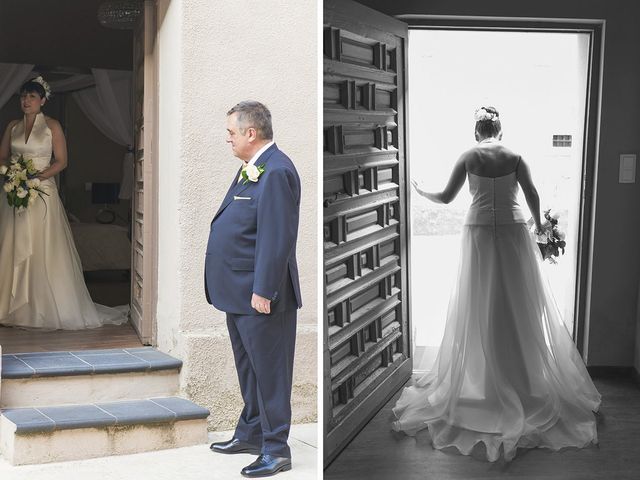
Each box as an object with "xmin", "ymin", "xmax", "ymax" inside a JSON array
[{"xmin": 393, "ymin": 172, "xmax": 600, "ymax": 461}]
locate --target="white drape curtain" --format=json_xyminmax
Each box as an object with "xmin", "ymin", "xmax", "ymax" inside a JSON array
[
  {"xmin": 0, "ymin": 63, "xmax": 35, "ymax": 110},
  {"xmin": 49, "ymin": 74, "xmax": 94, "ymax": 94},
  {"xmin": 1, "ymin": 64, "xmax": 134, "ymax": 199},
  {"xmin": 71, "ymin": 69, "xmax": 133, "ymax": 147},
  {"xmin": 0, "ymin": 65, "xmax": 133, "ymax": 146},
  {"xmin": 0, "ymin": 65, "xmax": 94, "ymax": 108},
  {"xmin": 71, "ymin": 69, "xmax": 134, "ymax": 199}
]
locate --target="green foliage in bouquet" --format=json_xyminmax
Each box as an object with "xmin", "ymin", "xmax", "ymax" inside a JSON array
[{"xmin": 1, "ymin": 154, "xmax": 48, "ymax": 211}]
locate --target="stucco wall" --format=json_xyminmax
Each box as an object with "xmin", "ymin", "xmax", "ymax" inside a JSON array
[
  {"xmin": 156, "ymin": 0, "xmax": 317, "ymax": 429},
  {"xmin": 356, "ymin": 0, "xmax": 640, "ymax": 368}
]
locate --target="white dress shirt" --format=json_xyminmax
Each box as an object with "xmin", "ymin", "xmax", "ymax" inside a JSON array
[{"xmin": 247, "ymin": 140, "xmax": 274, "ymax": 166}]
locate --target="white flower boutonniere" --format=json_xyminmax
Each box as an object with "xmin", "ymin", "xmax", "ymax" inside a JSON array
[{"xmin": 241, "ymin": 163, "xmax": 266, "ymax": 185}]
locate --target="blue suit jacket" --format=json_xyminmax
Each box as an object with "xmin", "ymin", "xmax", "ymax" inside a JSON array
[{"xmin": 205, "ymin": 143, "xmax": 302, "ymax": 315}]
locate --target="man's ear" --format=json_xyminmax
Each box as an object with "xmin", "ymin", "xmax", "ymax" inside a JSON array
[{"xmin": 248, "ymin": 127, "xmax": 258, "ymax": 142}]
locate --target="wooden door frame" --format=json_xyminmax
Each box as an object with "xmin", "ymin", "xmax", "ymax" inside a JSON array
[
  {"xmin": 131, "ymin": 0, "xmax": 159, "ymax": 345},
  {"xmin": 400, "ymin": 15, "xmax": 604, "ymax": 359}
]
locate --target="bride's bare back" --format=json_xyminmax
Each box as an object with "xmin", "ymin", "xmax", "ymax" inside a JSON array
[{"xmin": 463, "ymin": 139, "xmax": 521, "ymax": 178}]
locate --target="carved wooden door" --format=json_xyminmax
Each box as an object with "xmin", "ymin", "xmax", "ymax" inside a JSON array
[{"xmin": 323, "ymin": 0, "xmax": 411, "ymax": 465}]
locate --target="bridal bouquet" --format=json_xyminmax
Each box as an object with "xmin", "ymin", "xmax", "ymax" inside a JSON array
[
  {"xmin": 1, "ymin": 154, "xmax": 48, "ymax": 212},
  {"xmin": 530, "ymin": 209, "xmax": 567, "ymax": 264}
]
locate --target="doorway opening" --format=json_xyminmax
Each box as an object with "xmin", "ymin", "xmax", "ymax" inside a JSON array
[
  {"xmin": 408, "ymin": 28, "xmax": 591, "ymax": 373},
  {"xmin": 0, "ymin": 1, "xmax": 152, "ymax": 353}
]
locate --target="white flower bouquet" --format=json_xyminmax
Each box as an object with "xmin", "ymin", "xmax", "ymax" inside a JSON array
[
  {"xmin": 529, "ymin": 209, "xmax": 567, "ymax": 264},
  {"xmin": 1, "ymin": 154, "xmax": 48, "ymax": 211}
]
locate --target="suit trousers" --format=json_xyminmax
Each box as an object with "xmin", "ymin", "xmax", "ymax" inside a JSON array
[{"xmin": 226, "ymin": 309, "xmax": 297, "ymax": 458}]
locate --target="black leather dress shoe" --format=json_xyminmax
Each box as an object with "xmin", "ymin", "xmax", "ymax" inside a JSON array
[
  {"xmin": 241, "ymin": 454, "xmax": 292, "ymax": 477},
  {"xmin": 210, "ymin": 438, "xmax": 261, "ymax": 455}
]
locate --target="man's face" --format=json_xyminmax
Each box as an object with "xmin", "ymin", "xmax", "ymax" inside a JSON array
[{"xmin": 226, "ymin": 113, "xmax": 254, "ymax": 161}]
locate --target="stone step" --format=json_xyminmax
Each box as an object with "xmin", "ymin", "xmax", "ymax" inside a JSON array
[
  {"xmin": 1, "ymin": 348, "xmax": 182, "ymax": 408},
  {"xmin": 0, "ymin": 396, "xmax": 210, "ymax": 465}
]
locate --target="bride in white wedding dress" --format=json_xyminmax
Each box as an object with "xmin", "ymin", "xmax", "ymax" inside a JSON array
[
  {"xmin": 392, "ymin": 107, "xmax": 601, "ymax": 462},
  {"xmin": 0, "ymin": 77, "xmax": 128, "ymax": 330}
]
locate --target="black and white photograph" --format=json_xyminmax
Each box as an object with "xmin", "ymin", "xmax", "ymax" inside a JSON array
[{"xmin": 323, "ymin": 1, "xmax": 640, "ymax": 479}]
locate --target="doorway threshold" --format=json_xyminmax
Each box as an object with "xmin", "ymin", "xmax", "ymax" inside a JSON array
[{"xmin": 0, "ymin": 323, "xmax": 143, "ymax": 355}]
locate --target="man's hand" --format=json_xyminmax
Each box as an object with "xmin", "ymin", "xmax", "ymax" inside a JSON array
[{"xmin": 251, "ymin": 293, "xmax": 271, "ymax": 314}]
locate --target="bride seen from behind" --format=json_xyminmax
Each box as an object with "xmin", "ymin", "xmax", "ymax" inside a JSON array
[
  {"xmin": 393, "ymin": 106, "xmax": 601, "ymax": 462},
  {"xmin": 0, "ymin": 76, "xmax": 128, "ymax": 330}
]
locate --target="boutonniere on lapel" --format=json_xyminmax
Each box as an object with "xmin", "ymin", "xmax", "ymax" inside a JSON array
[{"xmin": 241, "ymin": 163, "xmax": 266, "ymax": 185}]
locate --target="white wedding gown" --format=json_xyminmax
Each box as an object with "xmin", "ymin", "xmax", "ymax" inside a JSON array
[
  {"xmin": 392, "ymin": 170, "xmax": 601, "ymax": 462},
  {"xmin": 0, "ymin": 112, "xmax": 128, "ymax": 329}
]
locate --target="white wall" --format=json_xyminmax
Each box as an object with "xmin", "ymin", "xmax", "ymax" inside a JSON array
[
  {"xmin": 157, "ymin": 0, "xmax": 183, "ymax": 355},
  {"xmin": 156, "ymin": 0, "xmax": 317, "ymax": 429}
]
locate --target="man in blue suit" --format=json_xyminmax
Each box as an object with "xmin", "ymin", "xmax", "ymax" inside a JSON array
[{"xmin": 205, "ymin": 101, "xmax": 302, "ymax": 478}]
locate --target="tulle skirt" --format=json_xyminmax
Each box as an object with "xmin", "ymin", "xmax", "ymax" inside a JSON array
[
  {"xmin": 0, "ymin": 179, "xmax": 128, "ymax": 330},
  {"xmin": 392, "ymin": 222, "xmax": 601, "ymax": 462}
]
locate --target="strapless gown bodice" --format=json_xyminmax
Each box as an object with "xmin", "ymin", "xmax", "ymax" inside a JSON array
[
  {"xmin": 464, "ymin": 171, "xmax": 527, "ymax": 225},
  {"xmin": 10, "ymin": 113, "xmax": 53, "ymax": 170}
]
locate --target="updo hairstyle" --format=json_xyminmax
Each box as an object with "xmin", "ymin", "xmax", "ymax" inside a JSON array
[
  {"xmin": 19, "ymin": 79, "xmax": 47, "ymax": 100},
  {"xmin": 474, "ymin": 106, "xmax": 502, "ymax": 138}
]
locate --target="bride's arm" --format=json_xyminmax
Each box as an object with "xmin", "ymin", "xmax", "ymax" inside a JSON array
[
  {"xmin": 38, "ymin": 118, "xmax": 68, "ymax": 180},
  {"xmin": 411, "ymin": 156, "xmax": 466, "ymax": 204},
  {"xmin": 0, "ymin": 121, "xmax": 18, "ymax": 165},
  {"xmin": 516, "ymin": 157, "xmax": 543, "ymax": 231}
]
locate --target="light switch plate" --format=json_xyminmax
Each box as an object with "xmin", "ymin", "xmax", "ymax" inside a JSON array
[{"xmin": 619, "ymin": 154, "xmax": 636, "ymax": 183}]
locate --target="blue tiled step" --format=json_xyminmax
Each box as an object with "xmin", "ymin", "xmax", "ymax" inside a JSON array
[
  {"xmin": 2, "ymin": 397, "xmax": 210, "ymax": 434},
  {"xmin": 1, "ymin": 347, "xmax": 182, "ymax": 379}
]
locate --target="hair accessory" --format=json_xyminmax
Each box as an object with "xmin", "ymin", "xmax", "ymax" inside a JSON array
[
  {"xmin": 474, "ymin": 107, "xmax": 498, "ymax": 123},
  {"xmin": 31, "ymin": 76, "xmax": 52, "ymax": 100}
]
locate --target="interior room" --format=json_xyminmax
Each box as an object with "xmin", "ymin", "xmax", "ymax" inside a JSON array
[{"xmin": 0, "ymin": 0, "xmax": 140, "ymax": 352}]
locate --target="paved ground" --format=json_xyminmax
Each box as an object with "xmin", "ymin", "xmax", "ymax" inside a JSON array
[{"xmin": 0, "ymin": 423, "xmax": 317, "ymax": 480}]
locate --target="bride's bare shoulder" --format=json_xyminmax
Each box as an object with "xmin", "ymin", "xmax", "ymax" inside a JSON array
[
  {"xmin": 43, "ymin": 116, "xmax": 63, "ymax": 133},
  {"xmin": 497, "ymin": 143, "xmax": 519, "ymax": 156},
  {"xmin": 3, "ymin": 119, "xmax": 19, "ymax": 136},
  {"xmin": 459, "ymin": 145, "xmax": 481, "ymax": 159},
  {"xmin": 457, "ymin": 146, "xmax": 481, "ymax": 170}
]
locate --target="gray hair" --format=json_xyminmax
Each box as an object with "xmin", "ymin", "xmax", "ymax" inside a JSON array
[{"xmin": 227, "ymin": 101, "xmax": 273, "ymax": 140}]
